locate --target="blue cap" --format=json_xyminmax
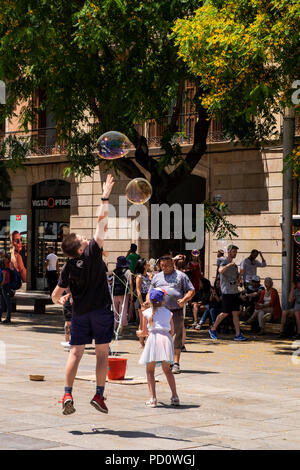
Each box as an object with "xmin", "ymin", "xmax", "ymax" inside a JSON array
[{"xmin": 149, "ymin": 289, "xmax": 165, "ymax": 303}]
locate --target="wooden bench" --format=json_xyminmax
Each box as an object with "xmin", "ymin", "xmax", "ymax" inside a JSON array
[{"xmin": 11, "ymin": 293, "xmax": 53, "ymax": 315}]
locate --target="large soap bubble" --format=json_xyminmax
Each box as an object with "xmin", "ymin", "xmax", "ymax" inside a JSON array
[
  {"xmin": 96, "ymin": 131, "xmax": 132, "ymax": 160},
  {"xmin": 126, "ymin": 178, "xmax": 152, "ymax": 205}
]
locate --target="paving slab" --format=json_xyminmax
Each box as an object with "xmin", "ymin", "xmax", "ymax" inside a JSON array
[{"xmin": 1, "ymin": 310, "xmax": 300, "ymax": 450}]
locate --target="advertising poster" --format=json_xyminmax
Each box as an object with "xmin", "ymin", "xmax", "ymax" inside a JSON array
[
  {"xmin": 43, "ymin": 222, "xmax": 58, "ymax": 240},
  {"xmin": 0, "ymin": 220, "xmax": 9, "ymax": 239},
  {"xmin": 10, "ymin": 215, "xmax": 27, "ymax": 282}
]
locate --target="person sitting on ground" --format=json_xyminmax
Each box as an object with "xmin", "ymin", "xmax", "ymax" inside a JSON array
[
  {"xmin": 246, "ymin": 277, "xmax": 282, "ymax": 335},
  {"xmin": 240, "ymin": 275, "xmax": 264, "ymax": 321},
  {"xmin": 196, "ymin": 278, "xmax": 223, "ymax": 330},
  {"xmin": 192, "ymin": 276, "xmax": 212, "ymax": 329},
  {"xmin": 240, "ymin": 250, "xmax": 267, "ymax": 286},
  {"xmin": 279, "ymin": 278, "xmax": 300, "ymax": 339}
]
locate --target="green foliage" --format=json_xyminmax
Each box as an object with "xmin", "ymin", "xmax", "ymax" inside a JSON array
[
  {"xmin": 204, "ymin": 200, "xmax": 238, "ymax": 239},
  {"xmin": 173, "ymin": 0, "xmax": 300, "ymax": 145},
  {"xmin": 283, "ymin": 144, "xmax": 300, "ymax": 178},
  {"xmin": 0, "ymin": 0, "xmax": 236, "ymax": 238}
]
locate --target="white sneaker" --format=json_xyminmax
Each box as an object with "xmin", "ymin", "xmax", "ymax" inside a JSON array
[
  {"xmin": 171, "ymin": 363, "xmax": 181, "ymax": 374},
  {"xmin": 61, "ymin": 341, "xmax": 70, "ymax": 348}
]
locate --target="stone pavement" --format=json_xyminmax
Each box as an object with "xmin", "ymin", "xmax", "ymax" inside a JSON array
[{"xmin": 0, "ymin": 306, "xmax": 300, "ymax": 450}]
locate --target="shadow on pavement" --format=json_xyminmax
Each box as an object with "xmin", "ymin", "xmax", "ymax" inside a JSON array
[
  {"xmin": 180, "ymin": 369, "xmax": 219, "ymax": 374},
  {"xmin": 69, "ymin": 428, "xmax": 191, "ymax": 442}
]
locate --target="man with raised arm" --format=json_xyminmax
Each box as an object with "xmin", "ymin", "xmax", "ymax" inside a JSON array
[
  {"xmin": 208, "ymin": 245, "xmax": 247, "ymax": 342},
  {"xmin": 52, "ymin": 174, "xmax": 114, "ymax": 415}
]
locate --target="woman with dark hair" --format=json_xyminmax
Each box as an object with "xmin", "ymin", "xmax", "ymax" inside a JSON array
[
  {"xmin": 185, "ymin": 251, "xmax": 201, "ymax": 292},
  {"xmin": 135, "ymin": 258, "xmax": 151, "ymax": 348}
]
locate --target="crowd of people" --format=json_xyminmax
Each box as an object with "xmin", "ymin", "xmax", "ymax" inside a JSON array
[{"xmin": 1, "ymin": 174, "xmax": 300, "ymax": 415}]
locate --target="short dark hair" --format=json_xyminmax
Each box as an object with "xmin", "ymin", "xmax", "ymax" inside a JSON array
[
  {"xmin": 159, "ymin": 255, "xmax": 173, "ymax": 262},
  {"xmin": 227, "ymin": 244, "xmax": 239, "ymax": 252},
  {"xmin": 62, "ymin": 233, "xmax": 81, "ymax": 258},
  {"xmin": 130, "ymin": 243, "xmax": 137, "ymax": 253}
]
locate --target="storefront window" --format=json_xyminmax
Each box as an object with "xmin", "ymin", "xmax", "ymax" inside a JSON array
[{"xmin": 32, "ymin": 180, "xmax": 70, "ymax": 290}]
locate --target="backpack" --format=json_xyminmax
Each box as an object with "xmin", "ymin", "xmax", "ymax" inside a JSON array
[{"xmin": 113, "ymin": 268, "xmax": 129, "ymax": 296}]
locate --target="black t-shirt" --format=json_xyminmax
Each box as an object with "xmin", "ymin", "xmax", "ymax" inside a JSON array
[{"xmin": 58, "ymin": 239, "xmax": 111, "ymax": 315}]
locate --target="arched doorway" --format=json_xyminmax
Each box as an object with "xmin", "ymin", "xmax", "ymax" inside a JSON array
[{"xmin": 31, "ymin": 180, "xmax": 70, "ymax": 290}]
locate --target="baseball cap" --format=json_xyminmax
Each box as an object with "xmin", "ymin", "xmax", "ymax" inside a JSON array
[
  {"xmin": 149, "ymin": 289, "xmax": 165, "ymax": 303},
  {"xmin": 252, "ymin": 275, "xmax": 260, "ymax": 282}
]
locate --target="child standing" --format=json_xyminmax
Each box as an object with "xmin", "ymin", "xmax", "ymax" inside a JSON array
[{"xmin": 138, "ymin": 289, "xmax": 180, "ymax": 408}]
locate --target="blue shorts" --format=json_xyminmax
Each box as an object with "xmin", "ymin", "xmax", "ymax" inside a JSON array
[{"xmin": 70, "ymin": 305, "xmax": 114, "ymax": 346}]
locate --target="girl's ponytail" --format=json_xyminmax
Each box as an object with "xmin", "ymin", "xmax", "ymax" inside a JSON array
[{"xmin": 149, "ymin": 300, "xmax": 162, "ymax": 327}]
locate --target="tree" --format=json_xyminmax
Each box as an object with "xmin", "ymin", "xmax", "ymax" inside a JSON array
[
  {"xmin": 172, "ymin": 0, "xmax": 299, "ymax": 143},
  {"xmin": 173, "ymin": 0, "xmax": 299, "ymax": 304},
  {"xmin": 0, "ymin": 0, "xmax": 237, "ymax": 254}
]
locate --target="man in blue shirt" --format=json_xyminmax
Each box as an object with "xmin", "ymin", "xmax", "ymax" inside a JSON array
[{"xmin": 148, "ymin": 255, "xmax": 195, "ymax": 374}]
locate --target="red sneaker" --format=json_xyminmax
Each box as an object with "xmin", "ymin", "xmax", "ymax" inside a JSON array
[
  {"xmin": 62, "ymin": 393, "xmax": 76, "ymax": 415},
  {"xmin": 90, "ymin": 394, "xmax": 108, "ymax": 414}
]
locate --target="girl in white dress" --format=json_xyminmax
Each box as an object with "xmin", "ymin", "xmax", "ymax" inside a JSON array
[{"xmin": 138, "ymin": 288, "xmax": 180, "ymax": 408}]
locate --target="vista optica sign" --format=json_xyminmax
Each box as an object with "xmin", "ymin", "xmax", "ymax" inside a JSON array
[{"xmin": 32, "ymin": 198, "xmax": 70, "ymax": 209}]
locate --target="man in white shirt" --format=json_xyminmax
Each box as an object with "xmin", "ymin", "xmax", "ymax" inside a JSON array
[
  {"xmin": 240, "ymin": 249, "xmax": 266, "ymax": 285},
  {"xmin": 44, "ymin": 246, "xmax": 59, "ymax": 296}
]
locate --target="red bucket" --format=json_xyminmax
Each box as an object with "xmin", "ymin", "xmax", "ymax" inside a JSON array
[{"xmin": 107, "ymin": 357, "xmax": 127, "ymax": 380}]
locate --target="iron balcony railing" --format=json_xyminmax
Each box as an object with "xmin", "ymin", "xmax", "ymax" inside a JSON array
[
  {"xmin": 0, "ymin": 117, "xmax": 228, "ymax": 159},
  {"xmin": 135, "ymin": 113, "xmax": 228, "ymax": 147},
  {"xmin": 0, "ymin": 127, "xmax": 66, "ymax": 156}
]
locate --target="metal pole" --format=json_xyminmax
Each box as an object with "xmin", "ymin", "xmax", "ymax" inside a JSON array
[{"xmin": 282, "ymin": 107, "xmax": 295, "ymax": 309}]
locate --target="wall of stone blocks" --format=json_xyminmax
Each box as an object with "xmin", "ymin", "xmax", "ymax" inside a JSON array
[
  {"xmin": 203, "ymin": 143, "xmax": 283, "ymax": 293},
  {"xmin": 5, "ymin": 142, "xmax": 284, "ymax": 294},
  {"xmin": 70, "ymin": 164, "xmax": 151, "ymax": 271}
]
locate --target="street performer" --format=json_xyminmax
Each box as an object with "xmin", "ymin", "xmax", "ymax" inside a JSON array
[{"xmin": 52, "ymin": 174, "xmax": 114, "ymax": 415}]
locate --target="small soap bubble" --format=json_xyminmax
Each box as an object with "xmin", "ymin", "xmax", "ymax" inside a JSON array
[
  {"xmin": 191, "ymin": 249, "xmax": 200, "ymax": 257},
  {"xmin": 126, "ymin": 178, "xmax": 152, "ymax": 205}
]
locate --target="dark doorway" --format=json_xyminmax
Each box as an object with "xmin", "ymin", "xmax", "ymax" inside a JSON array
[
  {"xmin": 150, "ymin": 174, "xmax": 206, "ymax": 263},
  {"xmin": 31, "ymin": 180, "xmax": 70, "ymax": 290}
]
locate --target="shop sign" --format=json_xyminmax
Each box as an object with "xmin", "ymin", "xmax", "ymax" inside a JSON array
[
  {"xmin": 0, "ymin": 201, "xmax": 10, "ymax": 209},
  {"xmin": 32, "ymin": 198, "xmax": 70, "ymax": 209}
]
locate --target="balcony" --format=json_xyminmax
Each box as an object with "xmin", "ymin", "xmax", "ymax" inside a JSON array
[
  {"xmin": 0, "ymin": 127, "xmax": 66, "ymax": 156},
  {"xmin": 135, "ymin": 113, "xmax": 228, "ymax": 147},
  {"xmin": 1, "ymin": 115, "xmax": 228, "ymax": 160}
]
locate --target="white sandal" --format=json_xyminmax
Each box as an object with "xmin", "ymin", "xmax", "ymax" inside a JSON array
[
  {"xmin": 145, "ymin": 398, "xmax": 157, "ymax": 408},
  {"xmin": 171, "ymin": 396, "xmax": 180, "ymax": 406}
]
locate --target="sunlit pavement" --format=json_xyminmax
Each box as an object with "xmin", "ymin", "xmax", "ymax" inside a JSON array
[{"xmin": 0, "ymin": 306, "xmax": 300, "ymax": 450}]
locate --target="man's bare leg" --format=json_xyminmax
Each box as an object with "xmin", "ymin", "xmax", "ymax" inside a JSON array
[
  {"xmin": 65, "ymin": 345, "xmax": 85, "ymax": 387},
  {"xmin": 232, "ymin": 311, "xmax": 241, "ymax": 336},
  {"xmin": 95, "ymin": 343, "xmax": 110, "ymax": 387}
]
